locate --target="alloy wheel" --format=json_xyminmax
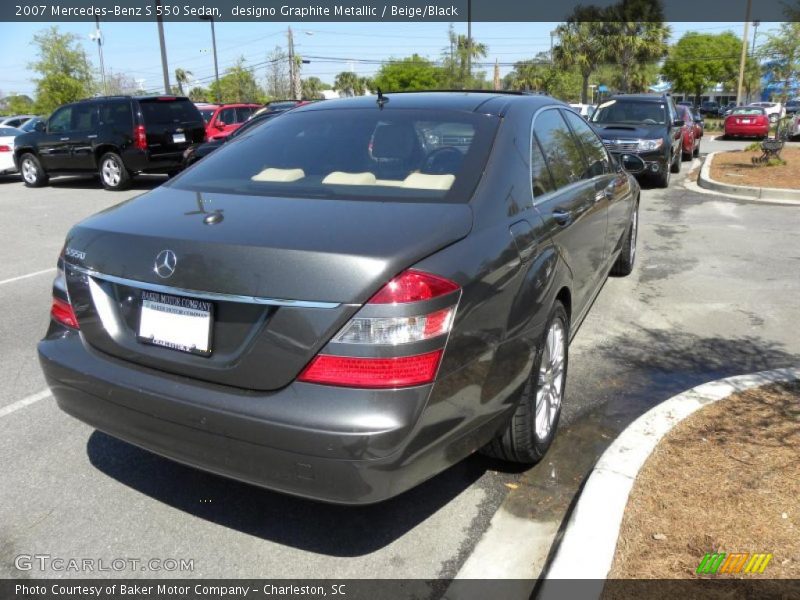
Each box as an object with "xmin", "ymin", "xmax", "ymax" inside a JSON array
[
  {"xmin": 535, "ymin": 320, "xmax": 565, "ymax": 440},
  {"xmin": 21, "ymin": 158, "xmax": 37, "ymax": 184},
  {"xmin": 102, "ymin": 158, "xmax": 121, "ymax": 187}
]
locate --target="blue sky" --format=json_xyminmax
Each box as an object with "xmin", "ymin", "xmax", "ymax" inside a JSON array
[{"xmin": 0, "ymin": 20, "xmax": 777, "ymax": 97}]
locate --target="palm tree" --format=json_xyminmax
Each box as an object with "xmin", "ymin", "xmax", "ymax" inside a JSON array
[
  {"xmin": 454, "ymin": 34, "xmax": 487, "ymax": 88},
  {"xmin": 333, "ymin": 71, "xmax": 364, "ymax": 96},
  {"xmin": 553, "ymin": 17, "xmax": 606, "ymax": 104},
  {"xmin": 174, "ymin": 68, "xmax": 193, "ymax": 96},
  {"xmin": 602, "ymin": 1, "xmax": 670, "ymax": 93}
]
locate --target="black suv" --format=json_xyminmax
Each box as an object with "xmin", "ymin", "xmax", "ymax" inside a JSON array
[
  {"xmin": 14, "ymin": 95, "xmax": 206, "ymax": 191},
  {"xmin": 590, "ymin": 94, "xmax": 684, "ymax": 188}
]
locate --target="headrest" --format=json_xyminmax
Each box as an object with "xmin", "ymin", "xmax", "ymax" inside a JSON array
[{"xmin": 371, "ymin": 124, "xmax": 416, "ymax": 160}]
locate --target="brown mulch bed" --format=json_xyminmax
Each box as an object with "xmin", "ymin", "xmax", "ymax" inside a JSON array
[
  {"xmin": 609, "ymin": 381, "xmax": 800, "ymax": 580},
  {"xmin": 709, "ymin": 148, "xmax": 800, "ymax": 188}
]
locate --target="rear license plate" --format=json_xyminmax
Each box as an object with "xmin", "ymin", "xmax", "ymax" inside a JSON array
[
  {"xmin": 172, "ymin": 133, "xmax": 187, "ymax": 144},
  {"xmin": 138, "ymin": 291, "xmax": 212, "ymax": 356},
  {"xmin": 741, "ymin": 119, "xmax": 751, "ymax": 124}
]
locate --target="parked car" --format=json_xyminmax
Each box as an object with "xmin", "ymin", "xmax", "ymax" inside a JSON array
[
  {"xmin": 718, "ymin": 102, "xmax": 737, "ymax": 118},
  {"xmin": 569, "ymin": 103, "xmax": 596, "ymax": 120},
  {"xmin": 788, "ymin": 111, "xmax": 800, "ymax": 140},
  {"xmin": 786, "ymin": 99, "xmax": 800, "ymax": 115},
  {"xmin": 723, "ymin": 106, "xmax": 770, "ymax": 139},
  {"xmin": 749, "ymin": 101, "xmax": 785, "ymax": 123},
  {"xmin": 0, "ymin": 126, "xmax": 23, "ymax": 176},
  {"xmin": 0, "ymin": 114, "xmax": 37, "ymax": 128},
  {"xmin": 692, "ymin": 110, "xmax": 705, "ymax": 139},
  {"xmin": 590, "ymin": 93, "xmax": 684, "ymax": 188},
  {"xmin": 195, "ymin": 103, "xmax": 218, "ymax": 124},
  {"xmin": 38, "ymin": 91, "xmax": 642, "ymax": 504},
  {"xmin": 252, "ymin": 100, "xmax": 312, "ymax": 118},
  {"xmin": 200, "ymin": 103, "xmax": 261, "ymax": 140},
  {"xmin": 19, "ymin": 116, "xmax": 45, "ymax": 133},
  {"xmin": 677, "ymin": 105, "xmax": 700, "ymax": 160},
  {"xmin": 182, "ymin": 109, "xmax": 285, "ymax": 168},
  {"xmin": 699, "ymin": 101, "xmax": 720, "ymax": 116},
  {"xmin": 14, "ymin": 95, "xmax": 206, "ymax": 191}
]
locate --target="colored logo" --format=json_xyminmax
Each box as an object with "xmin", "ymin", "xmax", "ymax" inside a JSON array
[{"xmin": 696, "ymin": 553, "xmax": 773, "ymax": 575}]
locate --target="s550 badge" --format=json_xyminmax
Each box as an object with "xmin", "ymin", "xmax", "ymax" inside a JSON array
[{"xmin": 65, "ymin": 247, "xmax": 86, "ymax": 260}]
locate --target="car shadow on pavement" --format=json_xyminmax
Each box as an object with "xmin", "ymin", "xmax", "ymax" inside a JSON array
[
  {"xmin": 86, "ymin": 432, "xmax": 516, "ymax": 556},
  {"xmin": 47, "ymin": 175, "xmax": 167, "ymax": 191}
]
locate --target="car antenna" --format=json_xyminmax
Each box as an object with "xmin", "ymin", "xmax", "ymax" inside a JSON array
[{"xmin": 377, "ymin": 88, "xmax": 388, "ymax": 109}]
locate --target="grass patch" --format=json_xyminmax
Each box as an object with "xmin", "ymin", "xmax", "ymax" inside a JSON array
[{"xmin": 709, "ymin": 148, "xmax": 800, "ymax": 188}]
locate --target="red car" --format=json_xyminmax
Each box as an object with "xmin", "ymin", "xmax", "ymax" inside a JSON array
[
  {"xmin": 196, "ymin": 103, "xmax": 261, "ymax": 141},
  {"xmin": 724, "ymin": 107, "xmax": 769, "ymax": 140},
  {"xmin": 677, "ymin": 105, "xmax": 700, "ymax": 160}
]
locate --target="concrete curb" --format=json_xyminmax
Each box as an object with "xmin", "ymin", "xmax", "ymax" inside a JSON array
[
  {"xmin": 541, "ymin": 367, "xmax": 800, "ymax": 585},
  {"xmin": 698, "ymin": 152, "xmax": 800, "ymax": 204}
]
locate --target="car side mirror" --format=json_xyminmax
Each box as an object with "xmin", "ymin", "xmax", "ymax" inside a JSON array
[
  {"xmin": 35, "ymin": 121, "xmax": 46, "ymax": 132},
  {"xmin": 619, "ymin": 154, "xmax": 645, "ymax": 174},
  {"xmin": 673, "ymin": 119, "xmax": 685, "ymax": 127}
]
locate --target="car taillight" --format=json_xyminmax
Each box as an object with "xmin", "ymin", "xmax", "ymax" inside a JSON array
[
  {"xmin": 299, "ymin": 269, "xmax": 461, "ymax": 388},
  {"xmin": 51, "ymin": 297, "xmax": 79, "ymax": 329},
  {"xmin": 133, "ymin": 124, "xmax": 147, "ymax": 150},
  {"xmin": 0, "ymin": 145, "xmax": 11, "ymax": 152}
]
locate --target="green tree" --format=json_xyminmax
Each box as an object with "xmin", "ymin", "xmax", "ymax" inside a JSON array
[
  {"xmin": 441, "ymin": 27, "xmax": 488, "ymax": 89},
  {"xmin": 372, "ymin": 56, "xmax": 444, "ymax": 92},
  {"xmin": 760, "ymin": 22, "xmax": 800, "ymax": 104},
  {"xmin": 505, "ymin": 53, "xmax": 582, "ymax": 101},
  {"xmin": 662, "ymin": 32, "xmax": 746, "ymax": 105},
  {"xmin": 553, "ymin": 8, "xmax": 607, "ymax": 103},
  {"xmin": 29, "ymin": 26, "xmax": 95, "ymax": 114},
  {"xmin": 174, "ymin": 68, "xmax": 193, "ymax": 96},
  {"xmin": 2, "ymin": 93, "xmax": 35, "ymax": 115},
  {"xmin": 187, "ymin": 86, "xmax": 210, "ymax": 102},
  {"xmin": 105, "ymin": 70, "xmax": 141, "ymax": 96},
  {"xmin": 602, "ymin": 0, "xmax": 670, "ymax": 93},
  {"xmin": 333, "ymin": 71, "xmax": 364, "ymax": 96},
  {"xmin": 208, "ymin": 57, "xmax": 265, "ymax": 103},
  {"xmin": 301, "ymin": 76, "xmax": 329, "ymax": 100}
]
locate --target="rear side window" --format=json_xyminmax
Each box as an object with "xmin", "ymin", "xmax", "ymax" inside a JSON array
[
  {"xmin": 236, "ymin": 107, "xmax": 255, "ymax": 122},
  {"xmin": 139, "ymin": 99, "xmax": 202, "ymax": 126},
  {"xmin": 199, "ymin": 108, "xmax": 215, "ymax": 123},
  {"xmin": 531, "ymin": 138, "xmax": 555, "ymax": 198},
  {"xmin": 533, "ymin": 109, "xmax": 588, "ymax": 189},
  {"xmin": 100, "ymin": 101, "xmax": 132, "ymax": 131},
  {"xmin": 172, "ymin": 108, "xmax": 500, "ymax": 203},
  {"xmin": 562, "ymin": 110, "xmax": 608, "ymax": 179},
  {"xmin": 71, "ymin": 103, "xmax": 98, "ymax": 131}
]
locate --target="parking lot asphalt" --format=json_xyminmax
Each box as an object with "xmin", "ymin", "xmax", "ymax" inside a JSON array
[{"xmin": 1, "ymin": 143, "xmax": 799, "ymax": 581}]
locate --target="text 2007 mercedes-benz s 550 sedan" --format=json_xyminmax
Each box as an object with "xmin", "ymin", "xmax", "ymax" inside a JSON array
[{"xmin": 38, "ymin": 92, "xmax": 642, "ymax": 504}]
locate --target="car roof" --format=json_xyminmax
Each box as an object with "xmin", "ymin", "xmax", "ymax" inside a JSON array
[
  {"xmin": 606, "ymin": 94, "xmax": 672, "ymax": 103},
  {"xmin": 292, "ymin": 91, "xmax": 565, "ymax": 116}
]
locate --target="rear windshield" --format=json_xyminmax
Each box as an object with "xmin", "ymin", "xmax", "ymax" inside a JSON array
[
  {"xmin": 139, "ymin": 98, "xmax": 203, "ymax": 125},
  {"xmin": 171, "ymin": 108, "xmax": 499, "ymax": 203},
  {"xmin": 733, "ymin": 108, "xmax": 765, "ymax": 115},
  {"xmin": 591, "ymin": 100, "xmax": 667, "ymax": 125}
]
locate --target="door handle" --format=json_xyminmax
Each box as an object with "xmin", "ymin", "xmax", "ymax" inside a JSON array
[
  {"xmin": 60, "ymin": 137, "xmax": 70, "ymax": 141},
  {"xmin": 87, "ymin": 134, "xmax": 98, "ymax": 139},
  {"xmin": 552, "ymin": 210, "xmax": 573, "ymax": 226}
]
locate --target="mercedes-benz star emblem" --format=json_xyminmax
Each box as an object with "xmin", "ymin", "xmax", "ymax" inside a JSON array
[{"xmin": 154, "ymin": 250, "xmax": 177, "ymax": 279}]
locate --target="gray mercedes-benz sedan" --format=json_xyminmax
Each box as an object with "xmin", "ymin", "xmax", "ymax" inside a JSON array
[{"xmin": 39, "ymin": 92, "xmax": 641, "ymax": 504}]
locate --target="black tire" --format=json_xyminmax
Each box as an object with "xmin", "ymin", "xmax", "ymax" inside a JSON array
[
  {"xmin": 98, "ymin": 152, "xmax": 131, "ymax": 191},
  {"xmin": 670, "ymin": 150, "xmax": 681, "ymax": 173},
  {"xmin": 482, "ymin": 301, "xmax": 569, "ymax": 464},
  {"xmin": 611, "ymin": 199, "xmax": 639, "ymax": 277},
  {"xmin": 655, "ymin": 163, "xmax": 671, "ymax": 188},
  {"xmin": 682, "ymin": 148, "xmax": 692, "ymax": 161},
  {"xmin": 19, "ymin": 153, "xmax": 49, "ymax": 187},
  {"xmin": 693, "ymin": 142, "xmax": 700, "ymax": 157}
]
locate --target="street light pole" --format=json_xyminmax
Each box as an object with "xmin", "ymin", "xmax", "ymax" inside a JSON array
[
  {"xmin": 736, "ymin": 0, "xmax": 753, "ymax": 106},
  {"xmin": 201, "ymin": 15, "xmax": 221, "ymax": 102},
  {"xmin": 466, "ymin": 0, "xmax": 472, "ymax": 88},
  {"xmin": 91, "ymin": 16, "xmax": 107, "ymax": 95},
  {"xmin": 155, "ymin": 0, "xmax": 170, "ymax": 94}
]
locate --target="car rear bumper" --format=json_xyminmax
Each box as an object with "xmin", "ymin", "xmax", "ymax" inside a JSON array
[
  {"xmin": 38, "ymin": 331, "xmax": 446, "ymax": 505},
  {"xmin": 725, "ymin": 125, "xmax": 769, "ymax": 137}
]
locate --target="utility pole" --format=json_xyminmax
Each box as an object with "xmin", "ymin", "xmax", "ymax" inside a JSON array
[
  {"xmin": 466, "ymin": 0, "xmax": 472, "ymax": 88},
  {"xmin": 287, "ymin": 26, "xmax": 301, "ymax": 100},
  {"xmin": 90, "ymin": 16, "xmax": 107, "ymax": 95},
  {"xmin": 751, "ymin": 20, "xmax": 760, "ymax": 56},
  {"xmin": 736, "ymin": 0, "xmax": 752, "ymax": 106},
  {"xmin": 155, "ymin": 0, "xmax": 170, "ymax": 94},
  {"xmin": 201, "ymin": 15, "xmax": 221, "ymax": 102}
]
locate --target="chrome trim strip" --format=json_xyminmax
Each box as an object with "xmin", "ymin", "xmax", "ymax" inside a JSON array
[{"xmin": 68, "ymin": 264, "xmax": 341, "ymax": 309}]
